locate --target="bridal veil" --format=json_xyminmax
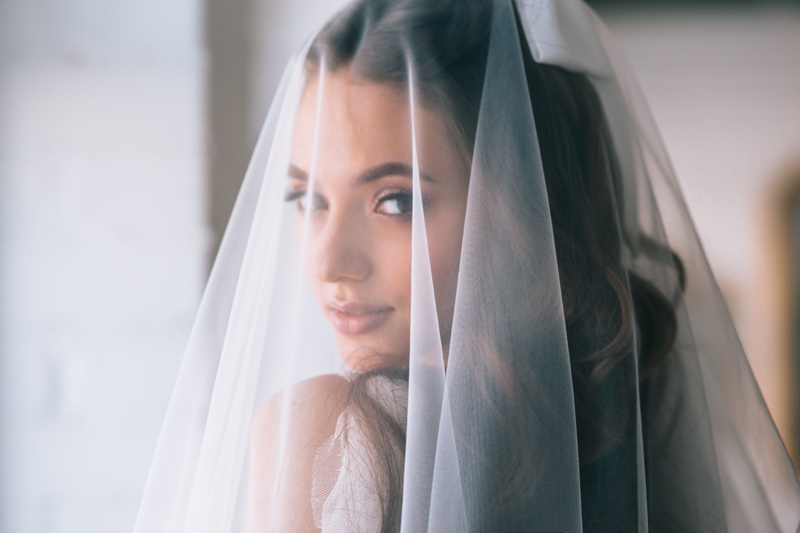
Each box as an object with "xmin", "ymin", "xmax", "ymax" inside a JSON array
[{"xmin": 135, "ymin": 0, "xmax": 800, "ymax": 531}]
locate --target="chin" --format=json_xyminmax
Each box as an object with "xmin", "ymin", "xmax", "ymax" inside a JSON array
[{"xmin": 338, "ymin": 339, "xmax": 409, "ymax": 372}]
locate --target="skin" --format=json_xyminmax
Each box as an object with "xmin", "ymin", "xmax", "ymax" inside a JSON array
[
  {"xmin": 287, "ymin": 68, "xmax": 470, "ymax": 371},
  {"xmin": 248, "ymin": 70, "xmax": 470, "ymax": 532},
  {"xmin": 248, "ymin": 374, "xmax": 349, "ymax": 532}
]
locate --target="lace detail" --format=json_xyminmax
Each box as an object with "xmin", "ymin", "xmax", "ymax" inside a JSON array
[{"xmin": 311, "ymin": 375, "xmax": 408, "ymax": 532}]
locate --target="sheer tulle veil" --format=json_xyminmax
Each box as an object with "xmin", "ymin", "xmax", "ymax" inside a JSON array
[{"xmin": 134, "ymin": 0, "xmax": 800, "ymax": 531}]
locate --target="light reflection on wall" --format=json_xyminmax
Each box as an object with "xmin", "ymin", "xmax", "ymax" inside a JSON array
[{"xmin": 0, "ymin": 1, "xmax": 206, "ymax": 532}]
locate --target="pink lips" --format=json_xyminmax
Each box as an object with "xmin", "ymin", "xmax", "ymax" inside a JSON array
[{"xmin": 328, "ymin": 301, "xmax": 394, "ymax": 335}]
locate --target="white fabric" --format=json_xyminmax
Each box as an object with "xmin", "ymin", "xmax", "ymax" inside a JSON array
[
  {"xmin": 516, "ymin": 0, "xmax": 611, "ymax": 78},
  {"xmin": 312, "ymin": 375, "xmax": 409, "ymax": 532},
  {"xmin": 134, "ymin": 1, "xmax": 800, "ymax": 532}
]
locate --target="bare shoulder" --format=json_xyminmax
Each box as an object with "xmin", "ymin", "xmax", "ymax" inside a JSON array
[
  {"xmin": 247, "ymin": 376, "xmax": 351, "ymax": 531},
  {"xmin": 285, "ymin": 373, "xmax": 351, "ymax": 410},
  {"xmin": 252, "ymin": 374, "xmax": 351, "ymax": 448}
]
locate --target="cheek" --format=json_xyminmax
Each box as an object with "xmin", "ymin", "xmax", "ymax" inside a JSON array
[
  {"xmin": 296, "ymin": 220, "xmax": 325, "ymax": 302},
  {"xmin": 372, "ymin": 231, "xmax": 413, "ymax": 302}
]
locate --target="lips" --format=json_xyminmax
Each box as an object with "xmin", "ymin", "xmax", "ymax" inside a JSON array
[{"xmin": 327, "ymin": 301, "xmax": 394, "ymax": 335}]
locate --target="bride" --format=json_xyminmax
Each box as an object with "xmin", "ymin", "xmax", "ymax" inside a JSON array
[{"xmin": 135, "ymin": 0, "xmax": 800, "ymax": 532}]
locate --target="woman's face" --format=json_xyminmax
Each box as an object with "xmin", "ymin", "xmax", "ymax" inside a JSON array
[{"xmin": 288, "ymin": 70, "xmax": 469, "ymax": 370}]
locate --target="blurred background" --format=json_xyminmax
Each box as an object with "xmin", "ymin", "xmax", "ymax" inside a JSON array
[{"xmin": 0, "ymin": 0, "xmax": 798, "ymax": 531}]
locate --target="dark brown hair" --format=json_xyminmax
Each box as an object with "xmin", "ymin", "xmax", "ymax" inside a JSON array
[{"xmin": 307, "ymin": 0, "xmax": 683, "ymax": 531}]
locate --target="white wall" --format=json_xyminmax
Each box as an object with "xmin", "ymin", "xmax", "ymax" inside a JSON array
[{"xmin": 0, "ymin": 1, "xmax": 207, "ymax": 531}]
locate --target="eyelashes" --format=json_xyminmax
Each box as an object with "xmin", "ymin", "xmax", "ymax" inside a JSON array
[
  {"xmin": 283, "ymin": 187, "xmax": 419, "ymax": 217},
  {"xmin": 374, "ymin": 190, "xmax": 413, "ymax": 216},
  {"xmin": 283, "ymin": 188, "xmax": 327, "ymax": 212},
  {"xmin": 283, "ymin": 189, "xmax": 304, "ymax": 203}
]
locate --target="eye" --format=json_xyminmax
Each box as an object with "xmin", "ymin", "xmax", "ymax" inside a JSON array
[
  {"xmin": 283, "ymin": 188, "xmax": 327, "ymax": 213},
  {"xmin": 375, "ymin": 191, "xmax": 413, "ymax": 216}
]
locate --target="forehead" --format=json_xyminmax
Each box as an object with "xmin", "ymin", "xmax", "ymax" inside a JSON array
[
  {"xmin": 290, "ymin": 70, "xmax": 465, "ymax": 180},
  {"xmin": 292, "ymin": 72, "xmax": 411, "ymax": 168}
]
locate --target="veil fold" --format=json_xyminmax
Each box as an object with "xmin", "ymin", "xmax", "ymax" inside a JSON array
[{"xmin": 135, "ymin": 1, "xmax": 800, "ymax": 531}]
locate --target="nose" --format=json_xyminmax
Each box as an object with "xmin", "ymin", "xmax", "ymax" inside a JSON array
[{"xmin": 312, "ymin": 209, "xmax": 372, "ymax": 283}]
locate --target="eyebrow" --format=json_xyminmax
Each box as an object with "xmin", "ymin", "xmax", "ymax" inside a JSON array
[{"xmin": 288, "ymin": 162, "xmax": 435, "ymax": 186}]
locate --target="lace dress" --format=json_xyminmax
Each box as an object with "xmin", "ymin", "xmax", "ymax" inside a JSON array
[{"xmin": 311, "ymin": 375, "xmax": 409, "ymax": 533}]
